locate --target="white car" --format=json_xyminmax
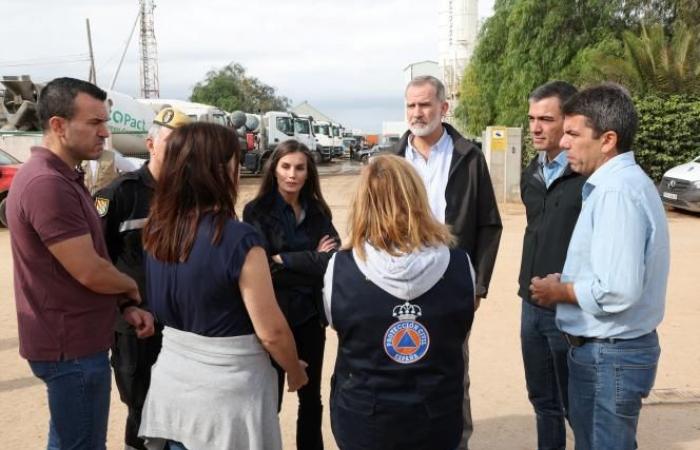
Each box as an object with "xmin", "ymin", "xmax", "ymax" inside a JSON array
[{"xmin": 658, "ymin": 155, "xmax": 700, "ymax": 213}]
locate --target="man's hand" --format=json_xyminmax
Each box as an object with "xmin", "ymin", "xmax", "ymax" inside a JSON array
[
  {"xmin": 287, "ymin": 360, "xmax": 309, "ymax": 392},
  {"xmin": 123, "ymin": 307, "xmax": 155, "ymax": 338},
  {"xmin": 530, "ymin": 273, "xmax": 576, "ymax": 308}
]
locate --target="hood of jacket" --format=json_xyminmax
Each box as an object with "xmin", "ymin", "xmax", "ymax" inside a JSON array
[{"xmin": 353, "ymin": 242, "xmax": 450, "ymax": 301}]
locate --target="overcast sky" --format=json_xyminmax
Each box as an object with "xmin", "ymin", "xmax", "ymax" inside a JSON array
[{"xmin": 1, "ymin": 0, "xmax": 494, "ymax": 133}]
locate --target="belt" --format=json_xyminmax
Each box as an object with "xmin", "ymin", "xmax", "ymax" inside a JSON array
[{"xmin": 563, "ymin": 333, "xmax": 623, "ymax": 348}]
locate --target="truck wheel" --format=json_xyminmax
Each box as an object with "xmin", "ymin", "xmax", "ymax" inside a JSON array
[
  {"xmin": 258, "ymin": 155, "xmax": 270, "ymax": 174},
  {"xmin": 0, "ymin": 196, "xmax": 8, "ymax": 228}
]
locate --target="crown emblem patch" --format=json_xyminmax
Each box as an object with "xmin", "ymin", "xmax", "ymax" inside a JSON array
[{"xmin": 383, "ymin": 301, "xmax": 430, "ymax": 364}]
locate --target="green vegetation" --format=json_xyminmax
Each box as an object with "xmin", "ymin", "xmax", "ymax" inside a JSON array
[
  {"xmin": 635, "ymin": 94, "xmax": 700, "ymax": 181},
  {"xmin": 190, "ymin": 63, "xmax": 290, "ymax": 113},
  {"xmin": 456, "ymin": 0, "xmax": 700, "ymax": 178},
  {"xmin": 592, "ymin": 22, "xmax": 700, "ymax": 96}
]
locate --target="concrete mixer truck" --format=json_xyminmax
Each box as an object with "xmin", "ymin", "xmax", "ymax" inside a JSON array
[
  {"xmin": 0, "ymin": 76, "xmax": 235, "ymax": 161},
  {"xmin": 0, "ymin": 75, "xmax": 156, "ymax": 161},
  {"xmin": 230, "ymin": 110, "xmax": 322, "ymax": 174}
]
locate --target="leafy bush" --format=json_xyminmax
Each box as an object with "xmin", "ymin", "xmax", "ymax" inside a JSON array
[{"xmin": 635, "ymin": 94, "xmax": 700, "ymax": 181}]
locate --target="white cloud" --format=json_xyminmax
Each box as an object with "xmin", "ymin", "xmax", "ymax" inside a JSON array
[{"xmin": 1, "ymin": 0, "xmax": 495, "ymax": 132}]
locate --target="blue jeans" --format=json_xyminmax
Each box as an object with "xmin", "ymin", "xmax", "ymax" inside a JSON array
[
  {"xmin": 521, "ymin": 300, "xmax": 569, "ymax": 450},
  {"xmin": 568, "ymin": 331, "xmax": 659, "ymax": 450},
  {"xmin": 28, "ymin": 351, "xmax": 111, "ymax": 450}
]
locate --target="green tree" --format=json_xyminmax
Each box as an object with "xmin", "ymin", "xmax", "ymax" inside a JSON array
[
  {"xmin": 454, "ymin": 0, "xmax": 699, "ymax": 136},
  {"xmin": 455, "ymin": 0, "xmax": 621, "ymax": 136},
  {"xmin": 190, "ymin": 63, "xmax": 290, "ymax": 113},
  {"xmin": 594, "ymin": 21, "xmax": 700, "ymax": 96}
]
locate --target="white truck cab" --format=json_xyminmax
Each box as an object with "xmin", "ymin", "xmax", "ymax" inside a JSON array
[
  {"xmin": 312, "ymin": 120, "xmax": 334, "ymax": 161},
  {"xmin": 292, "ymin": 114, "xmax": 319, "ymax": 158},
  {"xmin": 330, "ymin": 123, "xmax": 344, "ymax": 157}
]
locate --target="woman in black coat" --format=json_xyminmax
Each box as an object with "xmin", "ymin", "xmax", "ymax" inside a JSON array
[{"xmin": 243, "ymin": 139, "xmax": 338, "ymax": 450}]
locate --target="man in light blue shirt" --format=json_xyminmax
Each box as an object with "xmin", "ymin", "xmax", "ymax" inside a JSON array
[{"xmin": 530, "ymin": 84, "xmax": 669, "ymax": 450}]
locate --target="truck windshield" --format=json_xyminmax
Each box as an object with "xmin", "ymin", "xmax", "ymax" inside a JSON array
[
  {"xmin": 318, "ymin": 125, "xmax": 330, "ymax": 136},
  {"xmin": 332, "ymin": 126, "xmax": 340, "ymax": 137},
  {"xmin": 276, "ymin": 117, "xmax": 294, "ymax": 136},
  {"xmin": 213, "ymin": 113, "xmax": 227, "ymax": 126},
  {"xmin": 294, "ymin": 119, "xmax": 310, "ymax": 135}
]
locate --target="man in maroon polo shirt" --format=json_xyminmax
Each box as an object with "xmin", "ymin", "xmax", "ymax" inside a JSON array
[{"xmin": 5, "ymin": 77, "xmax": 154, "ymax": 450}]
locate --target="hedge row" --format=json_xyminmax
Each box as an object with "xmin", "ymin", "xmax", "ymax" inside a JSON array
[
  {"xmin": 518, "ymin": 95, "xmax": 700, "ymax": 182},
  {"xmin": 635, "ymin": 95, "xmax": 700, "ymax": 181}
]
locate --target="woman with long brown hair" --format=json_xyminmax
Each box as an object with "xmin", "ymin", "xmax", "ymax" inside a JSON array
[
  {"xmin": 323, "ymin": 154, "xmax": 475, "ymax": 450},
  {"xmin": 243, "ymin": 139, "xmax": 338, "ymax": 450},
  {"xmin": 138, "ymin": 123, "xmax": 307, "ymax": 450}
]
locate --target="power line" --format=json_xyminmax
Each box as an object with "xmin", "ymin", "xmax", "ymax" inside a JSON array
[
  {"xmin": 0, "ymin": 58, "xmax": 90, "ymax": 69},
  {"xmin": 0, "ymin": 54, "xmax": 90, "ymax": 66}
]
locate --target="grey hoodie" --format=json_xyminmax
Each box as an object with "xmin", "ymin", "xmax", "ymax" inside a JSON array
[{"xmin": 323, "ymin": 243, "xmax": 474, "ymax": 328}]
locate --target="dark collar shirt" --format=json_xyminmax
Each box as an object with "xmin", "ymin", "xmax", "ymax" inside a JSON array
[
  {"xmin": 273, "ymin": 192, "xmax": 316, "ymax": 323},
  {"xmin": 273, "ymin": 192, "xmax": 311, "ymax": 253},
  {"xmin": 6, "ymin": 147, "xmax": 118, "ymax": 360},
  {"xmin": 146, "ymin": 215, "xmax": 263, "ymax": 337}
]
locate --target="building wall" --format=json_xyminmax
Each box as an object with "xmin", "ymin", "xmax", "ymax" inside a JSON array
[
  {"xmin": 402, "ymin": 61, "xmax": 442, "ymax": 86},
  {"xmin": 438, "ymin": 0, "xmax": 479, "ymax": 128}
]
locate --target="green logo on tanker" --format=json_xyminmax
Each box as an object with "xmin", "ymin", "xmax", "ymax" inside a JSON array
[{"xmin": 109, "ymin": 109, "xmax": 147, "ymax": 131}]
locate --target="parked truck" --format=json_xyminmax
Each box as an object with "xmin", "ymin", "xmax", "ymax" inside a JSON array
[
  {"xmin": 312, "ymin": 120, "xmax": 334, "ymax": 162},
  {"xmin": 138, "ymin": 98, "xmax": 229, "ymax": 128},
  {"xmin": 233, "ymin": 110, "xmax": 323, "ymax": 174},
  {"xmin": 293, "ymin": 113, "xmax": 321, "ymax": 159},
  {"xmin": 0, "ymin": 75, "xmax": 156, "ymax": 161},
  {"xmin": 330, "ymin": 122, "xmax": 344, "ymax": 158}
]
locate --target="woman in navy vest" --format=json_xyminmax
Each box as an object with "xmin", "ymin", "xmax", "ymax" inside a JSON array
[
  {"xmin": 244, "ymin": 140, "xmax": 339, "ymax": 450},
  {"xmin": 323, "ymin": 154, "xmax": 475, "ymax": 450}
]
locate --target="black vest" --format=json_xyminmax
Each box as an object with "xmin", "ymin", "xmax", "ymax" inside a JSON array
[{"xmin": 330, "ymin": 249, "xmax": 474, "ymax": 417}]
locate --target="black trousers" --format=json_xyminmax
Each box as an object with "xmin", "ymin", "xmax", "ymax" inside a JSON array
[
  {"xmin": 274, "ymin": 318, "xmax": 326, "ymax": 450},
  {"xmin": 111, "ymin": 328, "xmax": 163, "ymax": 450}
]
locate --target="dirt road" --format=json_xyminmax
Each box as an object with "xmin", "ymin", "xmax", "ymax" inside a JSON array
[{"xmin": 1, "ymin": 172, "xmax": 698, "ymax": 449}]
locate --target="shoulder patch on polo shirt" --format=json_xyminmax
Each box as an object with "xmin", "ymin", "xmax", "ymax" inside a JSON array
[{"xmin": 94, "ymin": 197, "xmax": 110, "ymax": 217}]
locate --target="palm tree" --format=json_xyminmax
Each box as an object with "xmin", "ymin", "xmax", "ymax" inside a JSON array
[{"xmin": 596, "ymin": 21, "xmax": 700, "ymax": 95}]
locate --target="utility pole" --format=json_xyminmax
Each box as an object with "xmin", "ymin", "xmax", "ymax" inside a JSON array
[
  {"xmin": 110, "ymin": 9, "xmax": 140, "ymax": 90},
  {"xmin": 86, "ymin": 18, "xmax": 97, "ymax": 84},
  {"xmin": 138, "ymin": 0, "xmax": 160, "ymax": 98}
]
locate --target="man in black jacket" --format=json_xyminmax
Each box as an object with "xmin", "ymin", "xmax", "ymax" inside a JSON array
[
  {"xmin": 392, "ymin": 75, "xmax": 502, "ymax": 450},
  {"xmin": 519, "ymin": 81, "xmax": 583, "ymax": 450}
]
